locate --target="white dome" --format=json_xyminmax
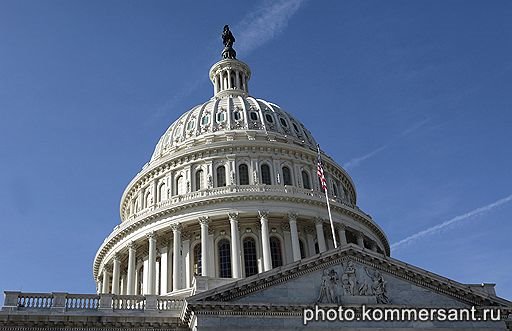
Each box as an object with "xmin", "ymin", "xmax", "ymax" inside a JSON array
[{"xmin": 150, "ymin": 95, "xmax": 318, "ymax": 163}]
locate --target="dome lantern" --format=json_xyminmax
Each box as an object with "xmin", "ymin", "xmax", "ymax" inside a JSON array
[{"xmin": 209, "ymin": 26, "xmax": 251, "ymax": 98}]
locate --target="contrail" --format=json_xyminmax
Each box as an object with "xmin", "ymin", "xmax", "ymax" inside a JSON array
[
  {"xmin": 343, "ymin": 118, "xmax": 429, "ymax": 170},
  {"xmin": 235, "ymin": 0, "xmax": 306, "ymax": 55},
  {"xmin": 391, "ymin": 194, "xmax": 512, "ymax": 250},
  {"xmin": 343, "ymin": 144, "xmax": 388, "ymax": 170}
]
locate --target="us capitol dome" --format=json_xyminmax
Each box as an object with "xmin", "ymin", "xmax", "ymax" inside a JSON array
[{"xmin": 92, "ymin": 26, "xmax": 389, "ymax": 297}]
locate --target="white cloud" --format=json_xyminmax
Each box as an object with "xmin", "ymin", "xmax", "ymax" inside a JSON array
[
  {"xmin": 391, "ymin": 194, "xmax": 512, "ymax": 251},
  {"xmin": 235, "ymin": 0, "xmax": 306, "ymax": 56}
]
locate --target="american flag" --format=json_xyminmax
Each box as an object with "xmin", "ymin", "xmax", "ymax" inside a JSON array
[{"xmin": 317, "ymin": 145, "xmax": 327, "ymax": 192}]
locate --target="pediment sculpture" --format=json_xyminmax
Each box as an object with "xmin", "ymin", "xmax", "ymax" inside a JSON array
[{"xmin": 317, "ymin": 260, "xmax": 389, "ymax": 305}]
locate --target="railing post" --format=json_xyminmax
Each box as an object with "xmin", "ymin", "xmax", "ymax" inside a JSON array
[
  {"xmin": 145, "ymin": 295, "xmax": 158, "ymax": 311},
  {"xmin": 51, "ymin": 292, "xmax": 67, "ymax": 312},
  {"xmin": 99, "ymin": 293, "xmax": 113, "ymax": 310},
  {"xmin": 2, "ymin": 291, "xmax": 20, "ymax": 311}
]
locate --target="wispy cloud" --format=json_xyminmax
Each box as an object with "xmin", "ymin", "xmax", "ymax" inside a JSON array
[
  {"xmin": 235, "ymin": 0, "xmax": 306, "ymax": 55},
  {"xmin": 149, "ymin": 0, "xmax": 306, "ymax": 123},
  {"xmin": 391, "ymin": 193, "xmax": 512, "ymax": 251},
  {"xmin": 343, "ymin": 118, "xmax": 429, "ymax": 170}
]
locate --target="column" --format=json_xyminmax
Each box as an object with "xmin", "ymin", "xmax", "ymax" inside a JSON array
[
  {"xmin": 152, "ymin": 179, "xmax": 158, "ymax": 207},
  {"xmin": 220, "ymin": 71, "xmax": 225, "ymax": 90},
  {"xmin": 229, "ymin": 212, "xmax": 241, "ymax": 278},
  {"xmin": 111, "ymin": 254, "xmax": 121, "ymax": 295},
  {"xmin": 315, "ymin": 218, "xmax": 327, "ymax": 253},
  {"xmin": 235, "ymin": 71, "xmax": 240, "ymax": 89},
  {"xmin": 171, "ymin": 224, "xmax": 182, "ymax": 291},
  {"xmin": 356, "ymin": 232, "xmax": 365, "ymax": 248},
  {"xmin": 120, "ymin": 274, "xmax": 126, "ymax": 295},
  {"xmin": 259, "ymin": 210, "xmax": 272, "ymax": 271},
  {"xmin": 198, "ymin": 217, "xmax": 210, "ymax": 277},
  {"xmin": 214, "ymin": 75, "xmax": 219, "ymax": 94},
  {"xmin": 227, "ymin": 70, "xmax": 232, "ymax": 89},
  {"xmin": 370, "ymin": 242, "xmax": 378, "ymax": 252},
  {"xmin": 127, "ymin": 242, "xmax": 136, "ymax": 295},
  {"xmin": 336, "ymin": 224, "xmax": 348, "ymax": 246},
  {"xmin": 288, "ymin": 213, "xmax": 301, "ymax": 261},
  {"xmin": 159, "ymin": 247, "xmax": 168, "ymax": 294},
  {"xmin": 101, "ymin": 269, "xmax": 110, "ymax": 294},
  {"xmin": 138, "ymin": 188, "xmax": 144, "ymax": 211},
  {"xmin": 147, "ymin": 232, "xmax": 157, "ymax": 295}
]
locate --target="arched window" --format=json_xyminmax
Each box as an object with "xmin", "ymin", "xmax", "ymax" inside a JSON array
[
  {"xmin": 332, "ymin": 182, "xmax": 338, "ymax": 196},
  {"xmin": 216, "ymin": 166, "xmax": 226, "ymax": 187},
  {"xmin": 158, "ymin": 183, "xmax": 166, "ymax": 202},
  {"xmin": 243, "ymin": 237, "xmax": 258, "ymax": 277},
  {"xmin": 239, "ymin": 164, "xmax": 249, "ymax": 185},
  {"xmin": 175, "ymin": 175, "xmax": 185, "ymax": 195},
  {"xmin": 314, "ymin": 241, "xmax": 320, "ymax": 255},
  {"xmin": 144, "ymin": 191, "xmax": 152, "ymax": 208},
  {"xmin": 302, "ymin": 171, "xmax": 311, "ymax": 189},
  {"xmin": 218, "ymin": 239, "xmax": 231, "ymax": 278},
  {"xmin": 261, "ymin": 164, "xmax": 271, "ymax": 185},
  {"xmin": 282, "ymin": 166, "xmax": 292, "ymax": 185},
  {"xmin": 299, "ymin": 239, "xmax": 306, "ymax": 259},
  {"xmin": 195, "ymin": 169, "xmax": 204, "ymax": 191},
  {"xmin": 193, "ymin": 244, "xmax": 202, "ymax": 276},
  {"xmin": 270, "ymin": 237, "xmax": 283, "ymax": 268}
]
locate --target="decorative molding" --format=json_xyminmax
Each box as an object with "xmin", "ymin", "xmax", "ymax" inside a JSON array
[
  {"xmin": 258, "ymin": 210, "xmax": 269, "ymax": 220},
  {"xmin": 287, "ymin": 212, "xmax": 297, "ymax": 222},
  {"xmin": 228, "ymin": 212, "xmax": 239, "ymax": 222},
  {"xmin": 198, "ymin": 216, "xmax": 210, "ymax": 226}
]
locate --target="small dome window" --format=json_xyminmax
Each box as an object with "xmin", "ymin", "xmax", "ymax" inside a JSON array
[
  {"xmin": 265, "ymin": 114, "xmax": 274, "ymax": 123},
  {"xmin": 187, "ymin": 120, "xmax": 195, "ymax": 130},
  {"xmin": 174, "ymin": 124, "xmax": 183, "ymax": 137},
  {"xmin": 201, "ymin": 114, "xmax": 210, "ymax": 126},
  {"xmin": 216, "ymin": 111, "xmax": 226, "ymax": 123},
  {"xmin": 233, "ymin": 111, "xmax": 242, "ymax": 121},
  {"xmin": 279, "ymin": 117, "xmax": 288, "ymax": 127},
  {"xmin": 292, "ymin": 123, "xmax": 300, "ymax": 133},
  {"xmin": 250, "ymin": 111, "xmax": 259, "ymax": 121}
]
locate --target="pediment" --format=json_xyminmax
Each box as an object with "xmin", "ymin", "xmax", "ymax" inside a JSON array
[{"xmin": 187, "ymin": 245, "xmax": 511, "ymax": 310}]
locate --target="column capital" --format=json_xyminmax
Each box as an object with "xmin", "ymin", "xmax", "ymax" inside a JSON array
[
  {"xmin": 170, "ymin": 223, "xmax": 182, "ymax": 233},
  {"xmin": 314, "ymin": 217, "xmax": 324, "ymax": 226},
  {"xmin": 198, "ymin": 216, "xmax": 210, "ymax": 226},
  {"xmin": 288, "ymin": 212, "xmax": 298, "ymax": 222},
  {"xmin": 228, "ymin": 212, "xmax": 239, "ymax": 222},
  {"xmin": 356, "ymin": 231, "xmax": 365, "ymax": 240},
  {"xmin": 146, "ymin": 231, "xmax": 156, "ymax": 240},
  {"xmin": 335, "ymin": 223, "xmax": 346, "ymax": 231},
  {"xmin": 113, "ymin": 253, "xmax": 121, "ymax": 262},
  {"xmin": 127, "ymin": 241, "xmax": 136, "ymax": 250},
  {"xmin": 258, "ymin": 210, "xmax": 269, "ymax": 220}
]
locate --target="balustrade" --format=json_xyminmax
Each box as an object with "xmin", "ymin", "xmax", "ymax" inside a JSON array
[{"xmin": 2, "ymin": 292, "xmax": 183, "ymax": 313}]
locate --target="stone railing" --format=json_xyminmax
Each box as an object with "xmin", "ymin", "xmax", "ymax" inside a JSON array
[
  {"xmin": 126, "ymin": 184, "xmax": 359, "ymax": 222},
  {"xmin": 2, "ymin": 292, "xmax": 184, "ymax": 315}
]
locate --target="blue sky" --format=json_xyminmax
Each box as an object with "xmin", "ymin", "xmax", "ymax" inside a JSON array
[{"xmin": 0, "ymin": 0, "xmax": 511, "ymax": 304}]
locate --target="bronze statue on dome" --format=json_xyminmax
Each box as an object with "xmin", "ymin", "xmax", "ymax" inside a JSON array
[{"xmin": 222, "ymin": 25, "xmax": 237, "ymax": 59}]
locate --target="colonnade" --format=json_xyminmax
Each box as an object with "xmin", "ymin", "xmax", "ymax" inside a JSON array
[{"xmin": 97, "ymin": 212, "xmax": 381, "ymax": 295}]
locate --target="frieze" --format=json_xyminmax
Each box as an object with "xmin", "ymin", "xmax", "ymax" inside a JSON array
[{"xmin": 317, "ymin": 261, "xmax": 389, "ymax": 305}]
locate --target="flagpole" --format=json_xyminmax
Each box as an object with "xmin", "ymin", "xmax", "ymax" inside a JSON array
[{"xmin": 317, "ymin": 145, "xmax": 338, "ymax": 249}]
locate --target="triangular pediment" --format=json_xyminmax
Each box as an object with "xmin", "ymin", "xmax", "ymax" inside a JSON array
[{"xmin": 186, "ymin": 245, "xmax": 511, "ymax": 313}]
